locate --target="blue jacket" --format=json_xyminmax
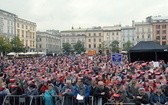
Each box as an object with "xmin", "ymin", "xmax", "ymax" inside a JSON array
[
  {"xmin": 150, "ymin": 93, "xmax": 167, "ymax": 105},
  {"xmin": 73, "ymin": 85, "xmax": 90, "ymax": 97},
  {"xmin": 44, "ymin": 89, "xmax": 56, "ymax": 105}
]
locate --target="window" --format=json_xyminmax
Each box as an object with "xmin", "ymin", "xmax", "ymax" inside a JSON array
[
  {"xmin": 148, "ymin": 34, "xmax": 150, "ymax": 38},
  {"xmin": 88, "ymin": 39, "xmax": 91, "ymax": 42},
  {"xmin": 156, "ymin": 36, "xmax": 160, "ymax": 40},
  {"xmin": 89, "ymin": 44, "xmax": 91, "ymax": 48},
  {"xmin": 99, "ymin": 39, "xmax": 101, "ymax": 42},
  {"xmin": 89, "ymin": 33, "xmax": 91, "ymax": 36},
  {"xmin": 162, "ymin": 25, "xmax": 166, "ymax": 29},
  {"xmin": 26, "ymin": 25, "xmax": 28, "ymax": 29},
  {"xmin": 17, "ymin": 23, "xmax": 19, "ymax": 27},
  {"xmin": 99, "ymin": 33, "xmax": 101, "ymax": 36},
  {"xmin": 94, "ymin": 44, "xmax": 96, "ymax": 48},
  {"xmin": 17, "ymin": 29, "xmax": 20, "ymax": 37},
  {"xmin": 156, "ymin": 30, "xmax": 160, "ymax": 34},
  {"xmin": 112, "ymin": 33, "xmax": 114, "ymax": 35},
  {"xmin": 162, "ymin": 36, "xmax": 166, "ymax": 40},
  {"xmin": 94, "ymin": 38, "xmax": 96, "ymax": 42},
  {"xmin": 163, "ymin": 30, "xmax": 166, "ymax": 34},
  {"xmin": 137, "ymin": 36, "xmax": 139, "ymax": 39},
  {"xmin": 142, "ymin": 35, "xmax": 144, "ymax": 39},
  {"xmin": 162, "ymin": 41, "xmax": 166, "ymax": 45},
  {"xmin": 99, "ymin": 44, "xmax": 101, "ymax": 48},
  {"xmin": 22, "ymin": 30, "xmax": 24, "ymax": 37},
  {"xmin": 39, "ymin": 44, "xmax": 42, "ymax": 48},
  {"xmin": 116, "ymin": 32, "xmax": 118, "ymax": 35},
  {"xmin": 22, "ymin": 24, "xmax": 24, "ymax": 29},
  {"xmin": 156, "ymin": 25, "xmax": 160, "ymax": 29},
  {"xmin": 94, "ymin": 33, "xmax": 96, "ymax": 36}
]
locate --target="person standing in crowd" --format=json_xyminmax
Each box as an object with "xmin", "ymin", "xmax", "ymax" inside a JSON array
[
  {"xmin": 93, "ymin": 81, "xmax": 110, "ymax": 105},
  {"xmin": 25, "ymin": 83, "xmax": 39, "ymax": 95},
  {"xmin": 150, "ymin": 85, "xmax": 167, "ymax": 105},
  {"xmin": 44, "ymin": 83, "xmax": 56, "ymax": 105},
  {"xmin": 61, "ymin": 80, "xmax": 74, "ymax": 105},
  {"xmin": 73, "ymin": 78, "xmax": 90, "ymax": 105},
  {"xmin": 134, "ymin": 87, "xmax": 150, "ymax": 105}
]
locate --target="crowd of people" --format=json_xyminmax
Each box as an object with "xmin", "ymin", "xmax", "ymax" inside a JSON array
[{"xmin": 0, "ymin": 54, "xmax": 168, "ymax": 105}]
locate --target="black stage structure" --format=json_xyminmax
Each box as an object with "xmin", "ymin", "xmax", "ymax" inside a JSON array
[{"xmin": 128, "ymin": 41, "xmax": 168, "ymax": 62}]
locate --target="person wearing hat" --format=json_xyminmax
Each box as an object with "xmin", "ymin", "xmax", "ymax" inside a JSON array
[
  {"xmin": 44, "ymin": 83, "xmax": 56, "ymax": 105},
  {"xmin": 134, "ymin": 87, "xmax": 150, "ymax": 105}
]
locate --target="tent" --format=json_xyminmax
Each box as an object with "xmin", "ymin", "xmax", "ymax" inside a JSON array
[
  {"xmin": 128, "ymin": 41, "xmax": 168, "ymax": 62},
  {"xmin": 7, "ymin": 52, "xmax": 16, "ymax": 56}
]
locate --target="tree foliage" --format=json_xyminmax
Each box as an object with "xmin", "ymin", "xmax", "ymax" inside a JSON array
[
  {"xmin": 110, "ymin": 40, "xmax": 119, "ymax": 53},
  {"xmin": 10, "ymin": 36, "xmax": 25, "ymax": 52},
  {"xmin": 73, "ymin": 41, "xmax": 85, "ymax": 54},
  {"xmin": 0, "ymin": 36, "xmax": 12, "ymax": 54},
  {"xmin": 123, "ymin": 41, "xmax": 133, "ymax": 51},
  {"xmin": 62, "ymin": 43, "xmax": 72, "ymax": 54},
  {"xmin": 98, "ymin": 41, "xmax": 107, "ymax": 54}
]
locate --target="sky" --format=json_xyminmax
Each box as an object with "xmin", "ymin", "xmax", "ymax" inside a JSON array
[{"xmin": 0, "ymin": 0, "xmax": 168, "ymax": 31}]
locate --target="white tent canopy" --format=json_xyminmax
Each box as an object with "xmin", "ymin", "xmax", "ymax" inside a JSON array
[{"xmin": 7, "ymin": 52, "xmax": 16, "ymax": 56}]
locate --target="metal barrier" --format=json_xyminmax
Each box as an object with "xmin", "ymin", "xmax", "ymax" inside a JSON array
[
  {"xmin": 0, "ymin": 95, "xmax": 6, "ymax": 105},
  {"xmin": 61, "ymin": 96, "xmax": 94, "ymax": 105},
  {"xmin": 2, "ymin": 95, "xmax": 33, "ymax": 105},
  {"xmin": 104, "ymin": 103, "xmax": 136, "ymax": 105}
]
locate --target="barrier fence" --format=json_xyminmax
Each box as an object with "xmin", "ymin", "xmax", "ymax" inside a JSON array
[{"xmin": 1, "ymin": 95, "xmax": 94, "ymax": 105}]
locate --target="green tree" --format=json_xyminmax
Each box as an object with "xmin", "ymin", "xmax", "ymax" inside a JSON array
[
  {"xmin": 98, "ymin": 41, "xmax": 107, "ymax": 54},
  {"xmin": 110, "ymin": 40, "xmax": 119, "ymax": 53},
  {"xmin": 11, "ymin": 36, "xmax": 24, "ymax": 52},
  {"xmin": 0, "ymin": 36, "xmax": 12, "ymax": 55},
  {"xmin": 73, "ymin": 41, "xmax": 85, "ymax": 54},
  {"xmin": 62, "ymin": 43, "xmax": 72, "ymax": 54},
  {"xmin": 123, "ymin": 41, "xmax": 133, "ymax": 51}
]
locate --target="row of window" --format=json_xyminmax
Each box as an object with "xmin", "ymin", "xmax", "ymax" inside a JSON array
[
  {"xmin": 22, "ymin": 40, "xmax": 35, "ymax": 48},
  {"xmin": 17, "ymin": 23, "xmax": 35, "ymax": 31},
  {"xmin": 88, "ymin": 44, "xmax": 101, "ymax": 48},
  {"xmin": 17, "ymin": 29, "xmax": 35, "ymax": 38},
  {"xmin": 156, "ymin": 30, "xmax": 167, "ymax": 34},
  {"xmin": 88, "ymin": 38, "xmax": 101, "ymax": 42},
  {"xmin": 156, "ymin": 25, "xmax": 167, "ymax": 29},
  {"xmin": 156, "ymin": 36, "xmax": 167, "ymax": 40},
  {"xmin": 88, "ymin": 33, "xmax": 102, "ymax": 37}
]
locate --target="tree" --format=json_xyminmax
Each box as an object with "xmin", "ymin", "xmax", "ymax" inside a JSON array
[
  {"xmin": 0, "ymin": 36, "xmax": 12, "ymax": 55},
  {"xmin": 73, "ymin": 41, "xmax": 85, "ymax": 54},
  {"xmin": 62, "ymin": 43, "xmax": 72, "ymax": 54},
  {"xmin": 123, "ymin": 41, "xmax": 133, "ymax": 51},
  {"xmin": 110, "ymin": 40, "xmax": 119, "ymax": 53},
  {"xmin": 10, "ymin": 36, "xmax": 24, "ymax": 52},
  {"xmin": 98, "ymin": 41, "xmax": 107, "ymax": 54}
]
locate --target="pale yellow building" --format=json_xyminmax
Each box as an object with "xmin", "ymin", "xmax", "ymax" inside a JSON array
[
  {"xmin": 103, "ymin": 25, "xmax": 122, "ymax": 49},
  {"xmin": 16, "ymin": 18, "xmax": 36, "ymax": 52},
  {"xmin": 85, "ymin": 27, "xmax": 104, "ymax": 52}
]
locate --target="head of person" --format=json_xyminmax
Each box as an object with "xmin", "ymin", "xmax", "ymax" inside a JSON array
[
  {"xmin": 98, "ymin": 81, "xmax": 105, "ymax": 89},
  {"xmin": 66, "ymin": 80, "xmax": 72, "ymax": 87},
  {"xmin": 156, "ymin": 86, "xmax": 162, "ymax": 94},
  {"xmin": 138, "ymin": 87, "xmax": 145, "ymax": 95},
  {"xmin": 48, "ymin": 83, "xmax": 54, "ymax": 90}
]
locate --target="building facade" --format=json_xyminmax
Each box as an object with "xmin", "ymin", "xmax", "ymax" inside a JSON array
[
  {"xmin": 103, "ymin": 25, "xmax": 122, "ymax": 49},
  {"xmin": 85, "ymin": 27, "xmax": 103, "ymax": 52},
  {"xmin": 16, "ymin": 18, "xmax": 36, "ymax": 52},
  {"xmin": 0, "ymin": 9, "xmax": 17, "ymax": 40},
  {"xmin": 61, "ymin": 28, "xmax": 86, "ymax": 50},
  {"xmin": 121, "ymin": 26, "xmax": 136, "ymax": 48},
  {"xmin": 36, "ymin": 31, "xmax": 61, "ymax": 54},
  {"xmin": 134, "ymin": 21, "xmax": 152, "ymax": 44},
  {"xmin": 146, "ymin": 16, "xmax": 168, "ymax": 45}
]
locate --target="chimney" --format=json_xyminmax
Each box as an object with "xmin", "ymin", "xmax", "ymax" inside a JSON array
[{"xmin": 132, "ymin": 20, "xmax": 135, "ymax": 27}]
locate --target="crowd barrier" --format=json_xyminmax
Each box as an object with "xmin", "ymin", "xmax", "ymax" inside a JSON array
[
  {"xmin": 104, "ymin": 103, "xmax": 136, "ymax": 105},
  {"xmin": 1, "ymin": 95, "xmax": 94, "ymax": 105}
]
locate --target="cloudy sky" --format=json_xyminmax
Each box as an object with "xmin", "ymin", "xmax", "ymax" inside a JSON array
[{"xmin": 0, "ymin": 0, "xmax": 168, "ymax": 31}]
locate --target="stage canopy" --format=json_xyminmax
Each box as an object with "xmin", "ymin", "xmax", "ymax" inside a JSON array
[{"xmin": 128, "ymin": 41, "xmax": 168, "ymax": 62}]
